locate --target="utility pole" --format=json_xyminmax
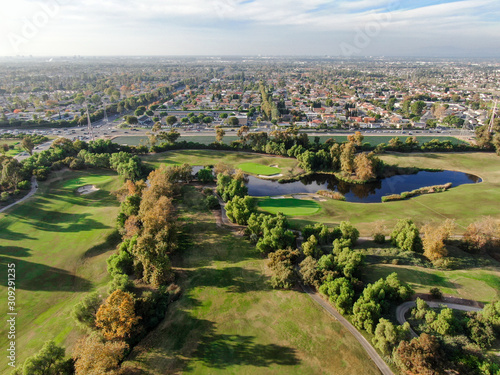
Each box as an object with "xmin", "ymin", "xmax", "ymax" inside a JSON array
[
  {"xmin": 86, "ymin": 104, "xmax": 95, "ymax": 142},
  {"xmin": 488, "ymin": 100, "xmax": 497, "ymax": 133}
]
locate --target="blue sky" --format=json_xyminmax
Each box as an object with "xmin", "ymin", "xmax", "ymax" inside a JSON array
[{"xmin": 0, "ymin": 0, "xmax": 499, "ymax": 56}]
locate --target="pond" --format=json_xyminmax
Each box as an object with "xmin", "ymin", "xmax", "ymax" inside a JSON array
[{"xmin": 246, "ymin": 171, "xmax": 482, "ymax": 203}]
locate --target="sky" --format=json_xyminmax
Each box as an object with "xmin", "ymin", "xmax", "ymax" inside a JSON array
[{"xmin": 0, "ymin": 0, "xmax": 499, "ymax": 57}]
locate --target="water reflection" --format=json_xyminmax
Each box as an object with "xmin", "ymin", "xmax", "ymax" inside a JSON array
[{"xmin": 246, "ymin": 171, "xmax": 481, "ymax": 203}]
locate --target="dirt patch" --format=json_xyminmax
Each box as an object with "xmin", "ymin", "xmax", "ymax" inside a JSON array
[{"xmin": 77, "ymin": 185, "xmax": 100, "ymax": 195}]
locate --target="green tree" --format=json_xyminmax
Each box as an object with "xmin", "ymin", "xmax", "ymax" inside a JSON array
[
  {"xmin": 339, "ymin": 221, "xmax": 359, "ymax": 244},
  {"xmin": 227, "ymin": 116, "xmax": 240, "ymax": 126},
  {"xmin": 411, "ymin": 101, "xmax": 426, "ymax": 116},
  {"xmin": 21, "ymin": 136, "xmax": 35, "ymax": 155},
  {"xmin": 72, "ymin": 292, "xmax": 102, "ymax": 330},
  {"xmin": 166, "ymin": 115, "xmax": 177, "ymax": 126},
  {"xmin": 302, "ymin": 235, "xmax": 320, "ymax": 258},
  {"xmin": 319, "ymin": 277, "xmax": 355, "ymax": 314},
  {"xmin": 391, "ymin": 219, "xmax": 422, "ymax": 252},
  {"xmin": 18, "ymin": 340, "xmax": 73, "ymax": 375},
  {"xmin": 372, "ymin": 318, "xmax": 410, "ymax": 355}
]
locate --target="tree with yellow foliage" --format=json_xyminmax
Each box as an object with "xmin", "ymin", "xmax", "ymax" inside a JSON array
[{"xmin": 95, "ymin": 290, "xmax": 140, "ymax": 341}]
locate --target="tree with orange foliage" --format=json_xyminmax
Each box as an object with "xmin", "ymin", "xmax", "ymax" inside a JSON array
[
  {"xmin": 95, "ymin": 290, "xmax": 140, "ymax": 341},
  {"xmin": 347, "ymin": 131, "xmax": 364, "ymax": 146},
  {"xmin": 73, "ymin": 334, "xmax": 127, "ymax": 375},
  {"xmin": 463, "ymin": 217, "xmax": 499, "ymax": 253},
  {"xmin": 422, "ymin": 219, "xmax": 455, "ymax": 261},
  {"xmin": 354, "ymin": 153, "xmax": 375, "ymax": 181},
  {"xmin": 394, "ymin": 333, "xmax": 445, "ymax": 375}
]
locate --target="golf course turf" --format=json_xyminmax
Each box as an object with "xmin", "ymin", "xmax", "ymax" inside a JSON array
[
  {"xmin": 0, "ymin": 169, "xmax": 121, "ymax": 372},
  {"xmin": 237, "ymin": 162, "xmax": 281, "ymax": 176},
  {"xmin": 258, "ymin": 198, "xmax": 321, "ymax": 216}
]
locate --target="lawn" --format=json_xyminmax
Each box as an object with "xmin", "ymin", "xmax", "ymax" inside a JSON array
[
  {"xmin": 237, "ymin": 162, "xmax": 281, "ymax": 176},
  {"xmin": 142, "ymin": 149, "xmax": 302, "ymax": 179},
  {"xmin": 364, "ymin": 263, "xmax": 500, "ymax": 303},
  {"xmin": 291, "ymin": 152, "xmax": 500, "ymax": 235},
  {"xmin": 122, "ymin": 188, "xmax": 379, "ymax": 374},
  {"xmin": 258, "ymin": 198, "xmax": 321, "ymax": 216},
  {"xmin": 0, "ymin": 169, "xmax": 121, "ymax": 371}
]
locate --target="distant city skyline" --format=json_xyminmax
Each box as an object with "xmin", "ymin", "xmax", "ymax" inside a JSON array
[{"xmin": 1, "ymin": 0, "xmax": 499, "ymax": 57}]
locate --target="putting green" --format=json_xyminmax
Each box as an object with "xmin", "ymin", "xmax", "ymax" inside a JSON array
[
  {"xmin": 258, "ymin": 198, "xmax": 321, "ymax": 216},
  {"xmin": 237, "ymin": 162, "xmax": 281, "ymax": 176}
]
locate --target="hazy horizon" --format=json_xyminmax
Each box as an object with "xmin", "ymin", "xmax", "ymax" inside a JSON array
[{"xmin": 1, "ymin": 0, "xmax": 499, "ymax": 58}]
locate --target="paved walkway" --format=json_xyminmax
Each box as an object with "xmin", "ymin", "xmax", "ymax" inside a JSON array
[
  {"xmin": 0, "ymin": 177, "xmax": 38, "ymax": 214},
  {"xmin": 396, "ymin": 300, "xmax": 483, "ymax": 338},
  {"xmin": 301, "ymin": 284, "xmax": 393, "ymax": 375}
]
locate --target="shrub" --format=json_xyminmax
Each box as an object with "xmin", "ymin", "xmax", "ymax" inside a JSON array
[
  {"xmin": 339, "ymin": 221, "xmax": 359, "ymax": 244},
  {"xmin": 373, "ymin": 233, "xmax": 385, "ymax": 244},
  {"xmin": 17, "ymin": 180, "xmax": 31, "ymax": 190},
  {"xmin": 430, "ymin": 287, "xmax": 443, "ymax": 300},
  {"xmin": 204, "ymin": 195, "xmax": 220, "ymax": 210},
  {"xmin": 317, "ymin": 190, "xmax": 346, "ymax": 201}
]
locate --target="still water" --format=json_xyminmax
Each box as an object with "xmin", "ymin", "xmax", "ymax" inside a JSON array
[{"xmin": 246, "ymin": 171, "xmax": 482, "ymax": 203}]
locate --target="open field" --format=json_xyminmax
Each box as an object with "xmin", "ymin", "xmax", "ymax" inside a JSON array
[
  {"xmin": 142, "ymin": 149, "xmax": 302, "ymax": 179},
  {"xmin": 291, "ymin": 153, "xmax": 500, "ymax": 235},
  {"xmin": 0, "ymin": 169, "xmax": 121, "ymax": 371},
  {"xmin": 237, "ymin": 162, "xmax": 281, "ymax": 176},
  {"xmin": 258, "ymin": 197, "xmax": 322, "ymax": 216},
  {"xmin": 123, "ymin": 188, "xmax": 379, "ymax": 375}
]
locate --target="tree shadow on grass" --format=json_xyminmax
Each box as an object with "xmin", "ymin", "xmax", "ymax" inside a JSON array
[
  {"xmin": 125, "ymin": 305, "xmax": 299, "ymax": 374},
  {"xmin": 0, "ymin": 256, "xmax": 91, "ymax": 292},
  {"xmin": 0, "ymin": 225, "xmax": 35, "ymax": 241},
  {"xmin": 83, "ymin": 229, "xmax": 121, "ymax": 258},
  {"xmin": 0, "ymin": 245, "xmax": 31, "ymax": 257},
  {"xmin": 185, "ymin": 266, "xmax": 269, "ymax": 294},
  {"xmin": 195, "ymin": 334, "xmax": 299, "ymax": 369}
]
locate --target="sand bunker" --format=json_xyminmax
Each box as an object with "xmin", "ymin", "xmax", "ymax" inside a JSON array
[
  {"xmin": 270, "ymin": 196, "xmax": 285, "ymax": 199},
  {"xmin": 77, "ymin": 185, "xmax": 100, "ymax": 195},
  {"xmin": 258, "ymin": 173, "xmax": 283, "ymax": 179},
  {"xmin": 270, "ymin": 164, "xmax": 279, "ymax": 168}
]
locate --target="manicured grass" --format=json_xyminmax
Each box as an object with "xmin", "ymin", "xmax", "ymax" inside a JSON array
[
  {"xmin": 291, "ymin": 152, "xmax": 500, "ymax": 235},
  {"xmin": 122, "ymin": 189, "xmax": 379, "ymax": 374},
  {"xmin": 237, "ymin": 162, "xmax": 281, "ymax": 176},
  {"xmin": 142, "ymin": 149, "xmax": 302, "ymax": 179},
  {"xmin": 364, "ymin": 263, "xmax": 500, "ymax": 303},
  {"xmin": 0, "ymin": 169, "xmax": 121, "ymax": 371},
  {"xmin": 258, "ymin": 198, "xmax": 321, "ymax": 216}
]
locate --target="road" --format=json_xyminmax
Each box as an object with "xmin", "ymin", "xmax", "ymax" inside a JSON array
[
  {"xmin": 396, "ymin": 300, "xmax": 483, "ymax": 338},
  {"xmin": 301, "ymin": 284, "xmax": 393, "ymax": 375},
  {"xmin": 0, "ymin": 177, "xmax": 38, "ymax": 214}
]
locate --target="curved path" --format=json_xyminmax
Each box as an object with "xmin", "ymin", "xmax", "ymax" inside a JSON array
[
  {"xmin": 0, "ymin": 177, "xmax": 38, "ymax": 214},
  {"xmin": 396, "ymin": 300, "xmax": 483, "ymax": 338},
  {"xmin": 217, "ymin": 206, "xmax": 392, "ymax": 374}
]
